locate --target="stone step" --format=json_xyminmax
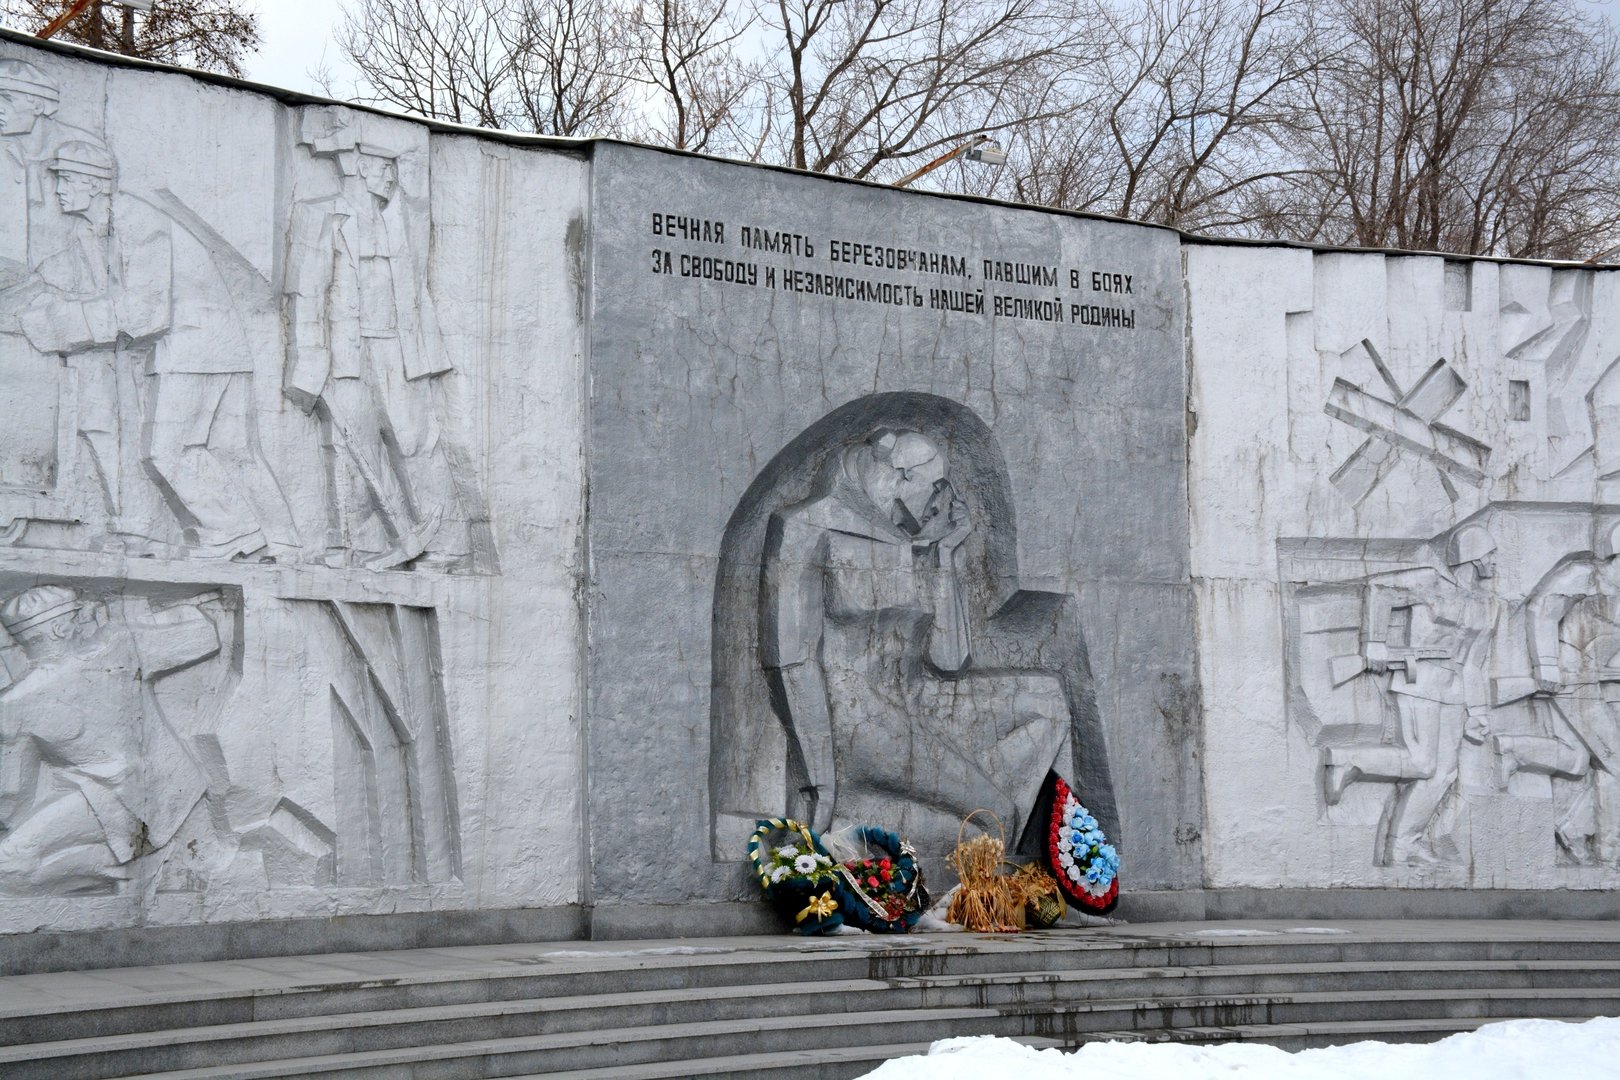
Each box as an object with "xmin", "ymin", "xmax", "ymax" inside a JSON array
[
  {"xmin": 8, "ymin": 953, "xmax": 1618, "ymax": 1051},
  {"xmin": 8, "ymin": 926, "xmax": 1620, "ymax": 1045},
  {"xmin": 22, "ymin": 986, "xmax": 1619, "ymax": 1080},
  {"xmin": 1086, "ymin": 1014, "xmax": 1504, "ymax": 1050},
  {"xmin": 110, "ymin": 1007, "xmax": 1578, "ymax": 1080},
  {"xmin": 516, "ymin": 1042, "xmax": 945, "ymax": 1080},
  {"xmin": 8, "ymin": 922, "xmax": 1619, "ymax": 1079},
  {"xmin": 512, "ymin": 1018, "xmax": 1530, "ymax": 1080}
]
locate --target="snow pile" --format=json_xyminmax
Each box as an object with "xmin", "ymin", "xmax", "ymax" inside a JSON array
[{"xmin": 859, "ymin": 1017, "xmax": 1620, "ymax": 1079}]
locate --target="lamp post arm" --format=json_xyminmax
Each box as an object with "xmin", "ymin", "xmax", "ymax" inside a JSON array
[
  {"xmin": 892, "ymin": 136, "xmax": 990, "ymax": 189},
  {"xmin": 38, "ymin": 0, "xmax": 98, "ymax": 40}
]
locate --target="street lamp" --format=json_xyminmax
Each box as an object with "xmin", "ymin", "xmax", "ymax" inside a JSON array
[
  {"xmin": 892, "ymin": 135, "xmax": 1008, "ymax": 189},
  {"xmin": 37, "ymin": 1, "xmax": 153, "ymax": 43}
]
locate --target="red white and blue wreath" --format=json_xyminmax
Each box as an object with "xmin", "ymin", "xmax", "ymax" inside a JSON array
[{"xmin": 1045, "ymin": 775, "xmax": 1120, "ymax": 914}]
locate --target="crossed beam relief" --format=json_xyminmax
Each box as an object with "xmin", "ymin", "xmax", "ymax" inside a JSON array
[{"xmin": 1324, "ymin": 339, "xmax": 1492, "ymax": 505}]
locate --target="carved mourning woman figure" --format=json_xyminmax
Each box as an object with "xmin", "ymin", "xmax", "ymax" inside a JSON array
[{"xmin": 762, "ymin": 430, "xmax": 1074, "ymax": 858}]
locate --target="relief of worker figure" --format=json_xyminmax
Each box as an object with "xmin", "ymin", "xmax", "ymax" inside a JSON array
[
  {"xmin": 284, "ymin": 111, "xmax": 476, "ymax": 571},
  {"xmin": 0, "ymin": 585, "xmax": 215, "ymax": 895},
  {"xmin": 1493, "ymin": 519, "xmax": 1620, "ymax": 865},
  {"xmin": 0, "ymin": 140, "xmax": 296, "ymax": 558},
  {"xmin": 0, "ymin": 59, "xmax": 99, "ymax": 284},
  {"xmin": 762, "ymin": 429, "xmax": 1079, "ymax": 858},
  {"xmin": 1322, "ymin": 524, "xmax": 1502, "ymax": 866},
  {"xmin": 0, "ymin": 60, "xmax": 103, "ymax": 533}
]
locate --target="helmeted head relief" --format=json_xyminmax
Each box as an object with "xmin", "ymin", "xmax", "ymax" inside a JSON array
[
  {"xmin": 0, "ymin": 585, "xmax": 79, "ymax": 638},
  {"xmin": 1446, "ymin": 524, "xmax": 1496, "ymax": 568},
  {"xmin": 48, "ymin": 141, "xmax": 114, "ymax": 216},
  {"xmin": 48, "ymin": 140, "xmax": 115, "ymax": 181},
  {"xmin": 0, "ymin": 60, "xmax": 60, "ymax": 105},
  {"xmin": 0, "ymin": 59, "xmax": 60, "ymax": 135}
]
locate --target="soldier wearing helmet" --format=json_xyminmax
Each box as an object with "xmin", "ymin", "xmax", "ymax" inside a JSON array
[
  {"xmin": 1323, "ymin": 521, "xmax": 1502, "ymax": 866},
  {"xmin": 0, "ymin": 584, "xmax": 215, "ymax": 895},
  {"xmin": 0, "ymin": 59, "xmax": 101, "ymax": 283},
  {"xmin": 1493, "ymin": 518, "xmax": 1620, "ymax": 865},
  {"xmin": 0, "ymin": 135, "xmax": 292, "ymax": 558}
]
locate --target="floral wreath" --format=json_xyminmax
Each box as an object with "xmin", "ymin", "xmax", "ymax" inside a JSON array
[
  {"xmin": 833, "ymin": 824, "xmax": 929, "ymax": 933},
  {"xmin": 747, "ymin": 818, "xmax": 844, "ymax": 934},
  {"xmin": 1044, "ymin": 775, "xmax": 1120, "ymax": 914}
]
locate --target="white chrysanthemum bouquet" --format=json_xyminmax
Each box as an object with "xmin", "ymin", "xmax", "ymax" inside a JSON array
[{"xmin": 747, "ymin": 818, "xmax": 848, "ymax": 933}]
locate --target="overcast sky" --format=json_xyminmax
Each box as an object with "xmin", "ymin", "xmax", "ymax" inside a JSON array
[
  {"xmin": 241, "ymin": 0, "xmax": 355, "ymax": 96},
  {"xmin": 176, "ymin": 0, "xmax": 1620, "ymax": 100}
]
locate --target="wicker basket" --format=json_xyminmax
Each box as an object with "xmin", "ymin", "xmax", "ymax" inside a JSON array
[{"xmin": 945, "ymin": 809, "xmax": 1024, "ymax": 932}]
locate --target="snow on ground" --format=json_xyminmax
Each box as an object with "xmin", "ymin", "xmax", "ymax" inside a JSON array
[{"xmin": 859, "ymin": 1017, "xmax": 1620, "ymax": 1079}]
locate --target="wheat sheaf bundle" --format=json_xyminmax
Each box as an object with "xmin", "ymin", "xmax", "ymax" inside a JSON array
[{"xmin": 945, "ymin": 810, "xmax": 1022, "ymax": 932}]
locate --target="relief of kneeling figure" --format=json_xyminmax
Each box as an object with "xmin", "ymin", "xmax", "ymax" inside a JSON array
[{"xmin": 762, "ymin": 430, "xmax": 1075, "ymax": 858}]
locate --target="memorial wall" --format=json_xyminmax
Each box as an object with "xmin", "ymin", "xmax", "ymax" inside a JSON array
[
  {"xmin": 1187, "ymin": 246, "xmax": 1620, "ymax": 895},
  {"xmin": 0, "ymin": 31, "xmax": 1616, "ymax": 963},
  {"xmin": 583, "ymin": 143, "xmax": 1197, "ymax": 928},
  {"xmin": 0, "ymin": 35, "xmax": 590, "ymax": 944}
]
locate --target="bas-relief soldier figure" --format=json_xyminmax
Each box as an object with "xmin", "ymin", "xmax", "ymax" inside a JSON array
[
  {"xmin": 0, "ymin": 59, "xmax": 99, "ymax": 285},
  {"xmin": 1493, "ymin": 520, "xmax": 1620, "ymax": 864},
  {"xmin": 285, "ymin": 111, "xmax": 471, "ymax": 571},
  {"xmin": 0, "ymin": 585, "xmax": 215, "ymax": 895},
  {"xmin": 0, "ymin": 60, "xmax": 103, "ymax": 526},
  {"xmin": 762, "ymin": 429, "xmax": 1074, "ymax": 858},
  {"xmin": 1323, "ymin": 524, "xmax": 1502, "ymax": 866},
  {"xmin": 0, "ymin": 139, "xmax": 295, "ymax": 558}
]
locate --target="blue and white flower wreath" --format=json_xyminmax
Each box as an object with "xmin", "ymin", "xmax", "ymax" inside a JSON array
[{"xmin": 1044, "ymin": 774, "xmax": 1121, "ymax": 913}]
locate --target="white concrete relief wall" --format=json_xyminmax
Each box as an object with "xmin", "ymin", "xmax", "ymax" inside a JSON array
[
  {"xmin": 0, "ymin": 43, "xmax": 587, "ymax": 932},
  {"xmin": 1189, "ymin": 244, "xmax": 1620, "ymax": 889}
]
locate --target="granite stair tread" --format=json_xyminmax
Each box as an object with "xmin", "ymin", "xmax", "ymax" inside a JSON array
[
  {"xmin": 26, "ymin": 986, "xmax": 1620, "ymax": 1079},
  {"xmin": 5, "ymin": 921, "xmax": 1618, "ymax": 1079},
  {"xmin": 1087, "ymin": 1014, "xmax": 1508, "ymax": 1043},
  {"xmin": 509, "ymin": 1042, "xmax": 944, "ymax": 1080},
  {"xmin": 7, "ymin": 921, "xmax": 1620, "ymax": 1021},
  {"xmin": 9, "ymin": 963, "xmax": 1620, "ymax": 1064},
  {"xmin": 110, "ymin": 1006, "xmax": 1024, "ymax": 1079},
  {"xmin": 12, "ymin": 977, "xmax": 1620, "ymax": 1062},
  {"xmin": 103, "ymin": 1013, "xmax": 1568, "ymax": 1080}
]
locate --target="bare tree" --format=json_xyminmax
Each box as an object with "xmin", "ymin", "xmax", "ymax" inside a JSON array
[
  {"xmin": 969, "ymin": 0, "xmax": 1325, "ymax": 231},
  {"xmin": 508, "ymin": 0, "xmax": 635, "ymax": 136},
  {"xmin": 335, "ymin": 0, "xmax": 634, "ymax": 136},
  {"xmin": 327, "ymin": 0, "xmax": 1620, "ymax": 258},
  {"xmin": 738, "ymin": 0, "xmax": 1105, "ymax": 179},
  {"xmin": 1288, "ymin": 0, "xmax": 1620, "ymax": 258},
  {"xmin": 627, "ymin": 0, "xmax": 756, "ymax": 154},
  {"xmin": 3, "ymin": 0, "xmax": 259, "ymax": 76},
  {"xmin": 334, "ymin": 0, "xmax": 511, "ymax": 127}
]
